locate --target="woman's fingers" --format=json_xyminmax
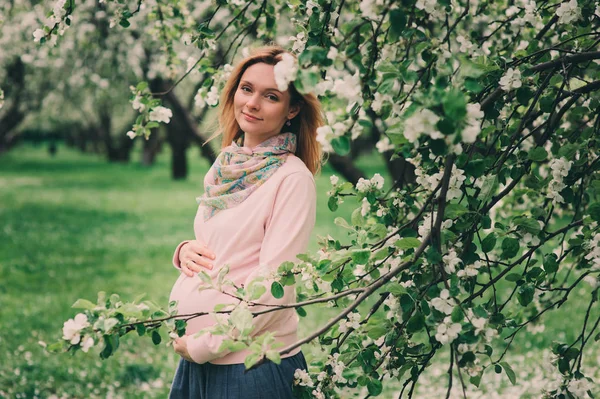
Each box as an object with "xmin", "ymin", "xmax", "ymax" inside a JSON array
[
  {"xmin": 179, "ymin": 240, "xmax": 216, "ymax": 275},
  {"xmin": 187, "ymin": 241, "xmax": 216, "ymax": 260}
]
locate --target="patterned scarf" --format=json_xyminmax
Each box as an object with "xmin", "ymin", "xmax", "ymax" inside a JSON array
[{"xmin": 196, "ymin": 132, "xmax": 297, "ymax": 221}]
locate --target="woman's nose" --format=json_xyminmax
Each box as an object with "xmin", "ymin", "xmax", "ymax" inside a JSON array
[{"xmin": 246, "ymin": 94, "xmax": 260, "ymax": 110}]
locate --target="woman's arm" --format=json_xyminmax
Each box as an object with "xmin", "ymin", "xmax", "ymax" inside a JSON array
[{"xmin": 185, "ymin": 172, "xmax": 317, "ymax": 364}]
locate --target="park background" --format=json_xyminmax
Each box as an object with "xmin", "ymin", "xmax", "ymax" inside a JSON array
[{"xmin": 2, "ymin": 0, "xmax": 600, "ymax": 398}]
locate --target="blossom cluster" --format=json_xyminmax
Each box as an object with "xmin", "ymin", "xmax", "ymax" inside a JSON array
[{"xmin": 547, "ymin": 157, "xmax": 573, "ymax": 204}]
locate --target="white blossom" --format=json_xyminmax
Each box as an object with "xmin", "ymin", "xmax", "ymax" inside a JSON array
[
  {"xmin": 273, "ymin": 53, "xmax": 298, "ymax": 92},
  {"xmin": 126, "ymin": 131, "xmax": 136, "ymax": 140},
  {"xmin": 339, "ymin": 312, "xmax": 361, "ymax": 333},
  {"xmin": 443, "ymin": 248, "xmax": 462, "ymax": 274},
  {"xmin": 376, "ymin": 136, "xmax": 395, "ymax": 153},
  {"xmin": 332, "ymin": 71, "xmax": 362, "ymax": 104},
  {"xmin": 33, "ymin": 29, "xmax": 45, "ymax": 42},
  {"xmin": 0, "ymin": 89, "xmax": 4, "ymax": 110},
  {"xmin": 547, "ymin": 157, "xmax": 572, "ymax": 204},
  {"xmin": 462, "ymin": 123, "xmax": 481, "ymax": 144},
  {"xmin": 499, "ymin": 68, "xmax": 522, "ymax": 91},
  {"xmin": 316, "ymin": 125, "xmax": 334, "ymax": 152},
  {"xmin": 456, "ymin": 35, "xmax": 474, "ymax": 54},
  {"xmin": 584, "ymin": 233, "xmax": 600, "ymax": 271},
  {"xmin": 567, "ymin": 377, "xmax": 593, "ymax": 398},
  {"xmin": 330, "ymin": 175, "xmax": 339, "ymax": 185},
  {"xmin": 457, "ymin": 260, "xmax": 483, "ymax": 278},
  {"xmin": 327, "ymin": 46, "xmax": 338, "ymax": 61},
  {"xmin": 371, "ymin": 173, "xmax": 384, "ymax": 190},
  {"xmin": 205, "ymin": 86, "xmax": 219, "ymax": 107},
  {"xmin": 431, "ymin": 289, "xmax": 454, "ymax": 315},
  {"xmin": 288, "ymin": 32, "xmax": 307, "ymax": 53},
  {"xmin": 360, "ymin": 197, "xmax": 371, "ymax": 217},
  {"xmin": 325, "ymin": 353, "xmax": 348, "ymax": 383},
  {"xmin": 403, "ymin": 108, "xmax": 442, "ymax": 143},
  {"xmin": 293, "ymin": 369, "xmax": 314, "ymax": 387},
  {"xmin": 80, "ymin": 336, "xmax": 94, "ymax": 353},
  {"xmin": 62, "ymin": 313, "xmax": 89, "ymax": 345},
  {"xmin": 132, "ymin": 95, "xmax": 144, "ymax": 111},
  {"xmin": 435, "ymin": 316, "xmax": 462, "ymax": 344},
  {"xmin": 556, "ymin": 0, "xmax": 581, "ymax": 25},
  {"xmin": 148, "ymin": 106, "xmax": 173, "ymax": 124}
]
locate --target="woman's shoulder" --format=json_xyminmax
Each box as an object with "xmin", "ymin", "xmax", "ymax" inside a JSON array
[{"xmin": 280, "ymin": 154, "xmax": 314, "ymax": 180}]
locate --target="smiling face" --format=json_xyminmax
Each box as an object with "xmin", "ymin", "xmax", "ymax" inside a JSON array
[{"xmin": 233, "ymin": 62, "xmax": 300, "ymax": 148}]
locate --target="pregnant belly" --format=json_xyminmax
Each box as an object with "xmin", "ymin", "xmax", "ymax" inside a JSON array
[{"xmin": 169, "ymin": 273, "xmax": 238, "ymax": 334}]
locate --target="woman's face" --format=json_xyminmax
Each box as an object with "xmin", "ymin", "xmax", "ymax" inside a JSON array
[{"xmin": 233, "ymin": 62, "xmax": 300, "ymax": 147}]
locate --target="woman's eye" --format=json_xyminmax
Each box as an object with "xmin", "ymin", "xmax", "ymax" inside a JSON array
[
  {"xmin": 241, "ymin": 86, "xmax": 251, "ymax": 92},
  {"xmin": 267, "ymin": 95, "xmax": 279, "ymax": 101}
]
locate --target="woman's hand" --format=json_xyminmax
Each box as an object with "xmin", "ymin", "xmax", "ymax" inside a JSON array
[
  {"xmin": 178, "ymin": 240, "xmax": 216, "ymax": 277},
  {"xmin": 173, "ymin": 335, "xmax": 194, "ymax": 362}
]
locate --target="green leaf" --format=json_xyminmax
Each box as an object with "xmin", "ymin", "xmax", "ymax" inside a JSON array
[
  {"xmin": 445, "ymin": 203, "xmax": 469, "ymax": 219},
  {"xmin": 151, "ymin": 330, "xmax": 161, "ymax": 345},
  {"xmin": 351, "ymin": 208, "xmax": 366, "ymax": 226},
  {"xmin": 367, "ymin": 324, "xmax": 389, "ymax": 340},
  {"xmin": 352, "ymin": 249, "xmax": 371, "ymax": 265},
  {"xmin": 197, "ymin": 271, "xmax": 213, "ymax": 285},
  {"xmin": 442, "ymin": 89, "xmax": 467, "ymax": 121},
  {"xmin": 296, "ymin": 307, "xmax": 307, "ymax": 317},
  {"xmin": 334, "ymin": 217, "xmax": 353, "ymax": 230},
  {"xmin": 501, "ymin": 238, "xmax": 520, "ymax": 259},
  {"xmin": 505, "ymin": 273, "xmax": 522, "ymax": 282},
  {"xmin": 270, "ymin": 281, "xmax": 284, "ymax": 299},
  {"xmin": 265, "ymin": 350, "xmax": 281, "ymax": 364},
  {"xmin": 386, "ymin": 283, "xmax": 407, "ymax": 296},
  {"xmin": 500, "ymin": 362, "xmax": 516, "ymax": 385},
  {"xmin": 470, "ymin": 371, "xmax": 483, "ymax": 387},
  {"xmin": 558, "ymin": 143, "xmax": 578, "ymax": 159},
  {"xmin": 230, "ymin": 306, "xmax": 254, "ymax": 334},
  {"xmin": 517, "ymin": 283, "xmax": 534, "ymax": 306},
  {"xmin": 136, "ymin": 323, "xmax": 146, "ymax": 337},
  {"xmin": 543, "ymin": 253, "xmax": 559, "ymax": 274},
  {"xmin": 527, "ymin": 147, "xmax": 548, "ymax": 162},
  {"xmin": 451, "ymin": 306, "xmax": 464, "ymax": 323},
  {"xmin": 514, "ymin": 216, "xmax": 541, "ymax": 234},
  {"xmin": 218, "ymin": 339, "xmax": 248, "ymax": 353},
  {"xmin": 328, "ymin": 196, "xmax": 339, "ymax": 212},
  {"xmin": 481, "ymin": 233, "xmax": 497, "ymax": 253},
  {"xmin": 367, "ymin": 378, "xmax": 383, "ymax": 396},
  {"xmin": 589, "ymin": 203, "xmax": 600, "ymax": 222},
  {"xmin": 406, "ymin": 312, "xmax": 425, "ymax": 333},
  {"xmin": 71, "ymin": 299, "xmax": 96, "ymax": 310},
  {"xmin": 395, "ymin": 237, "xmax": 421, "ymax": 250},
  {"xmin": 331, "ymin": 136, "xmax": 350, "ymax": 156},
  {"xmin": 388, "ymin": 9, "xmax": 406, "ymax": 42},
  {"xmin": 244, "ymin": 353, "xmax": 261, "ymax": 369}
]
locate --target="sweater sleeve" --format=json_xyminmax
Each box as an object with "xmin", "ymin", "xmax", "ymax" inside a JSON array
[
  {"xmin": 186, "ymin": 172, "xmax": 317, "ymax": 364},
  {"xmin": 172, "ymin": 240, "xmax": 191, "ymax": 270}
]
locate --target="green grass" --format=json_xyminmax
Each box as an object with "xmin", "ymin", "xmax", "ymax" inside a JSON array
[{"xmin": 1, "ymin": 143, "xmax": 598, "ymax": 399}]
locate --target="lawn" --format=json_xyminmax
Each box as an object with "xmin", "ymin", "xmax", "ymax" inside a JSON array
[{"xmin": 0, "ymin": 143, "xmax": 597, "ymax": 398}]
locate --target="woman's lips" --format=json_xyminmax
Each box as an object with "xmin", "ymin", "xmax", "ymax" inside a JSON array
[{"xmin": 242, "ymin": 112, "xmax": 262, "ymax": 122}]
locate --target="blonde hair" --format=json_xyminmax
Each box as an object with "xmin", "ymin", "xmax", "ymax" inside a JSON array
[{"xmin": 205, "ymin": 45, "xmax": 323, "ymax": 175}]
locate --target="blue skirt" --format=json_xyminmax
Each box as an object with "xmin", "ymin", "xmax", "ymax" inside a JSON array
[{"xmin": 168, "ymin": 351, "xmax": 308, "ymax": 399}]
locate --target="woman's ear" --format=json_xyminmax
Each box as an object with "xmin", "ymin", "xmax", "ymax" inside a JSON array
[{"xmin": 288, "ymin": 103, "xmax": 301, "ymax": 120}]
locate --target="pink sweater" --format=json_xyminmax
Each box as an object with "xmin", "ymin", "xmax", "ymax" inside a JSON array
[{"xmin": 169, "ymin": 154, "xmax": 316, "ymax": 365}]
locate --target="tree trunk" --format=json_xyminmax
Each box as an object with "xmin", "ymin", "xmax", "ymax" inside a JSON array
[
  {"xmin": 142, "ymin": 128, "xmax": 162, "ymax": 166},
  {"xmin": 150, "ymin": 78, "xmax": 217, "ymax": 179},
  {"xmin": 326, "ymin": 153, "xmax": 366, "ymax": 185},
  {"xmin": 0, "ymin": 58, "xmax": 26, "ymax": 154}
]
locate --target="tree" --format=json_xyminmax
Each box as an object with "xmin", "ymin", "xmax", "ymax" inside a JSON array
[{"xmin": 42, "ymin": 0, "xmax": 600, "ymax": 397}]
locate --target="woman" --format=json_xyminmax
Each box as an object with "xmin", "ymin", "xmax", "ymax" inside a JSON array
[{"xmin": 168, "ymin": 45, "xmax": 323, "ymax": 398}]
